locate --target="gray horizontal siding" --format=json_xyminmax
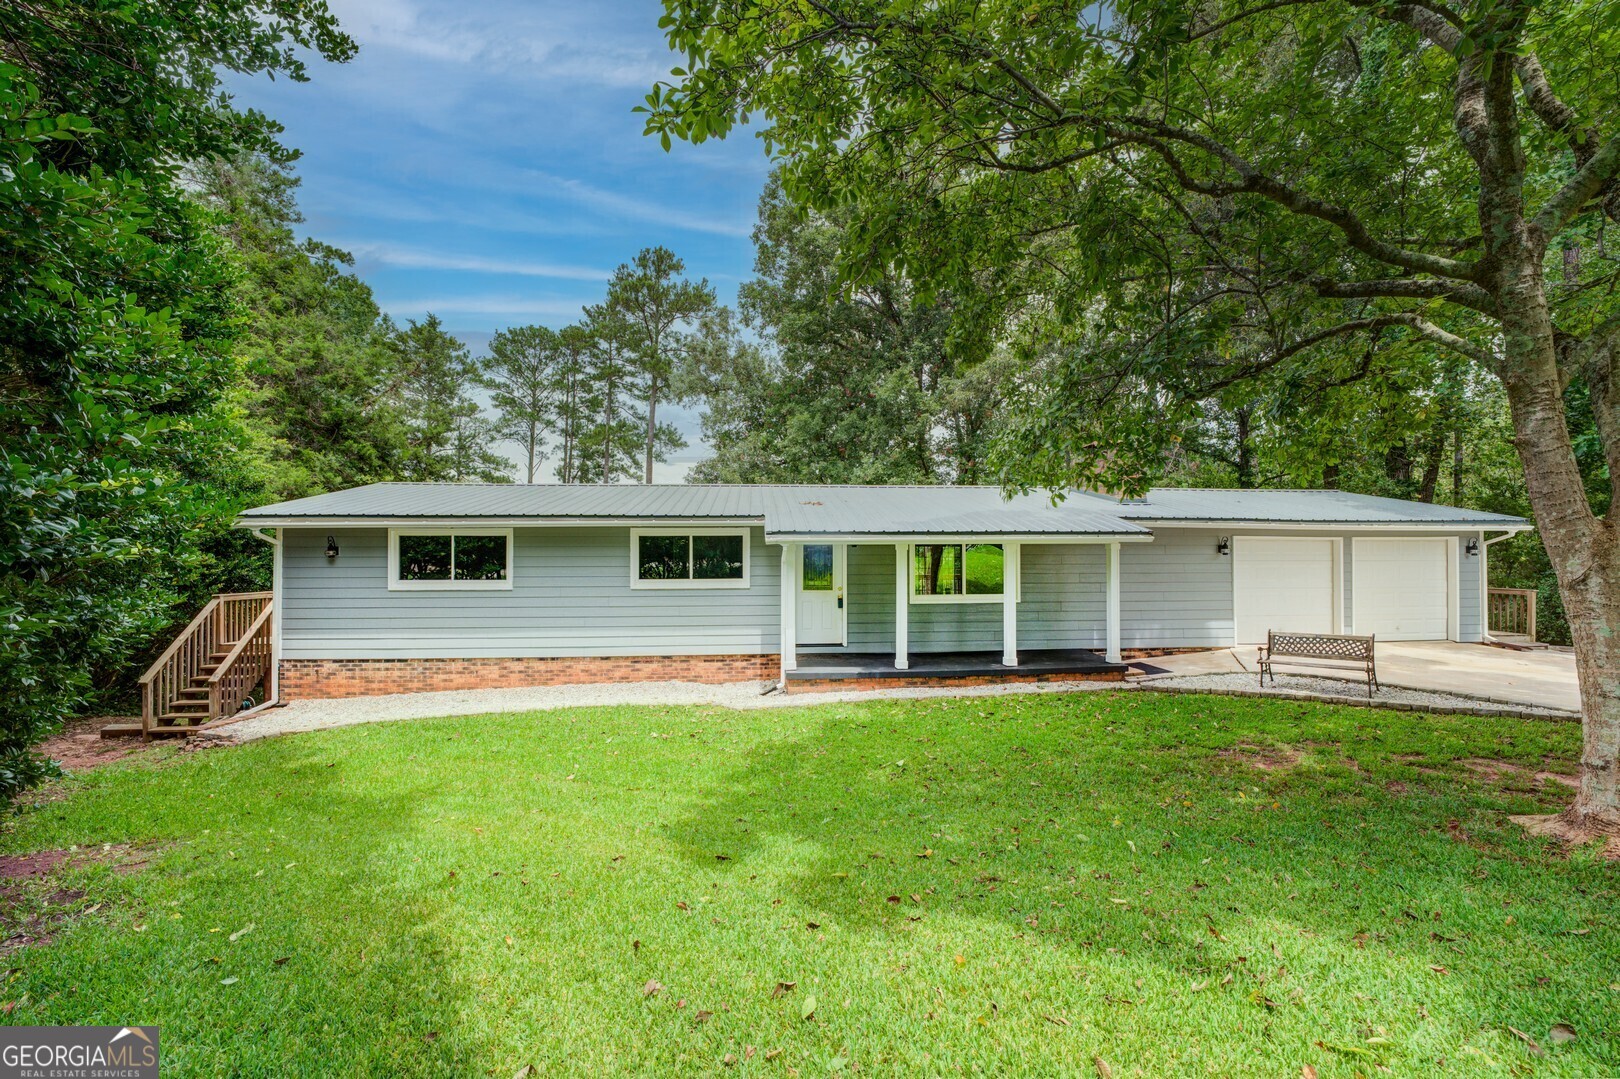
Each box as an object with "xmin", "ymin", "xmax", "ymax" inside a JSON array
[
  {"xmin": 280, "ymin": 525, "xmax": 1487, "ymax": 662},
  {"xmin": 281, "ymin": 526, "xmax": 779, "ymax": 659},
  {"xmin": 829, "ymin": 542, "xmax": 1106, "ymax": 655},
  {"xmin": 1120, "ymin": 527, "xmax": 1484, "ymax": 648},
  {"xmin": 1120, "ymin": 529, "xmax": 1232, "ymax": 648}
]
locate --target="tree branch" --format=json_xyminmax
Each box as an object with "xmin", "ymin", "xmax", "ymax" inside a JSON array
[
  {"xmin": 1515, "ymin": 52, "xmax": 1619, "ymax": 225},
  {"xmin": 1533, "ymin": 136, "xmax": 1620, "ymax": 245},
  {"xmin": 1310, "ymin": 276, "xmax": 1498, "ymax": 316},
  {"xmin": 1105, "ymin": 118, "xmax": 1481, "ymax": 281}
]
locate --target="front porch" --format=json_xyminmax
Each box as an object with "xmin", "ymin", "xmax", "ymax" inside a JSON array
[
  {"xmin": 777, "ymin": 536, "xmax": 1140, "ymax": 687},
  {"xmin": 785, "ymin": 647, "xmax": 1129, "ymax": 693}
]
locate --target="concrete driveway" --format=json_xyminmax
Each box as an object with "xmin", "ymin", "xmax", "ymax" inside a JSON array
[{"xmin": 1139, "ymin": 641, "xmax": 1580, "ymax": 713}]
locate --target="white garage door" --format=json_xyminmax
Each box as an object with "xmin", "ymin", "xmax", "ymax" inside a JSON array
[
  {"xmin": 1232, "ymin": 538, "xmax": 1337, "ymax": 644},
  {"xmin": 1354, "ymin": 538, "xmax": 1451, "ymax": 640}
]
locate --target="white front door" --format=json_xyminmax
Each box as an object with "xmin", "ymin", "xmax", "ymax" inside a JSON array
[
  {"xmin": 1232, "ymin": 537, "xmax": 1339, "ymax": 644},
  {"xmin": 1353, "ymin": 538, "xmax": 1452, "ymax": 640},
  {"xmin": 796, "ymin": 543, "xmax": 846, "ymax": 646}
]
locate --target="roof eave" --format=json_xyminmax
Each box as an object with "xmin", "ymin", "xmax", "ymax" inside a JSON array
[{"xmin": 1123, "ymin": 517, "xmax": 1530, "ymax": 530}]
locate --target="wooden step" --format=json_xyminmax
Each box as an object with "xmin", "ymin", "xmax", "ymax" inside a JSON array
[{"xmin": 100, "ymin": 723, "xmax": 198, "ymax": 739}]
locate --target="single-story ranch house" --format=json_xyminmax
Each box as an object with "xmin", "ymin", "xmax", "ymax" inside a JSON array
[{"xmin": 218, "ymin": 483, "xmax": 1527, "ymax": 703}]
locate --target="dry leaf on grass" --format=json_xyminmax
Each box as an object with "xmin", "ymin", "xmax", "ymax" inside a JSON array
[
  {"xmin": 643, "ymin": 979, "xmax": 664, "ymax": 998},
  {"xmin": 772, "ymin": 981, "xmax": 796, "ymax": 998},
  {"xmin": 1506, "ymin": 1026, "xmax": 1545, "ymax": 1056}
]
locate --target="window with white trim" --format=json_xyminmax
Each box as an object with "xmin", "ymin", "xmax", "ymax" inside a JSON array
[
  {"xmin": 910, "ymin": 542, "xmax": 1004, "ymax": 603},
  {"xmin": 388, "ymin": 528, "xmax": 513, "ymax": 590},
  {"xmin": 631, "ymin": 529, "xmax": 749, "ymax": 589}
]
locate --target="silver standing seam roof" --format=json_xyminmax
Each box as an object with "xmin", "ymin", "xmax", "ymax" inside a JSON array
[{"xmin": 236, "ymin": 482, "xmax": 1527, "ymax": 535}]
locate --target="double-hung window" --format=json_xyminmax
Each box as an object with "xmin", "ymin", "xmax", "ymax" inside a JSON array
[
  {"xmin": 388, "ymin": 528, "xmax": 513, "ymax": 590},
  {"xmin": 631, "ymin": 529, "xmax": 750, "ymax": 589},
  {"xmin": 910, "ymin": 542, "xmax": 1005, "ymax": 603}
]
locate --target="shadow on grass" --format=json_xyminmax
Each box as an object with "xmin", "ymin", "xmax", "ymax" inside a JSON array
[{"xmin": 661, "ymin": 690, "xmax": 1613, "ymax": 1072}]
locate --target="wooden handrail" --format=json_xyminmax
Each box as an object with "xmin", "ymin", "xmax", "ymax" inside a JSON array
[
  {"xmin": 139, "ymin": 597, "xmax": 222, "ymax": 687},
  {"xmin": 207, "ymin": 604, "xmax": 274, "ymax": 684}
]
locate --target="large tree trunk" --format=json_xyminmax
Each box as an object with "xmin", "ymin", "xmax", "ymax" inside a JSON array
[
  {"xmin": 1498, "ymin": 273, "xmax": 1620, "ymax": 836},
  {"xmin": 644, "ymin": 381, "xmax": 658, "ymax": 485}
]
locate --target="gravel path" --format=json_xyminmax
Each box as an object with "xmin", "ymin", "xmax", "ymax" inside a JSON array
[
  {"xmin": 201, "ymin": 677, "xmax": 1129, "ymax": 743},
  {"xmin": 1136, "ymin": 671, "xmax": 1575, "ymax": 718}
]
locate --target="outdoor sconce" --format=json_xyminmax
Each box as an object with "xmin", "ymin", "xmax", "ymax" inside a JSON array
[
  {"xmin": 1465, "ymin": 539, "xmax": 1479, "ymax": 556},
  {"xmin": 325, "ymin": 535, "xmax": 340, "ymax": 561},
  {"xmin": 1217, "ymin": 537, "xmax": 1231, "ymax": 557}
]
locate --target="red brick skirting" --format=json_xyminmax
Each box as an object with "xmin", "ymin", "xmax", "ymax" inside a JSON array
[
  {"xmin": 279, "ymin": 655, "xmax": 780, "ymax": 699},
  {"xmin": 786, "ymin": 670, "xmax": 1125, "ymax": 694}
]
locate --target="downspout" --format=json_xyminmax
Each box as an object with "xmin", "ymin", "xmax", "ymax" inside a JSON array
[{"xmin": 249, "ymin": 527, "xmax": 282, "ymax": 707}]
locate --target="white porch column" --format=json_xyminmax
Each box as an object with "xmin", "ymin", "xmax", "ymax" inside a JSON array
[
  {"xmin": 893, "ymin": 542, "xmax": 910, "ymax": 670},
  {"xmin": 780, "ymin": 543, "xmax": 797, "ymax": 673},
  {"xmin": 1105, "ymin": 541, "xmax": 1122, "ymax": 663},
  {"xmin": 1001, "ymin": 541, "xmax": 1020, "ymax": 666}
]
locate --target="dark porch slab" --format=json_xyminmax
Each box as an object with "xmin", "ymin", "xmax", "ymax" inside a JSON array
[{"xmin": 788, "ymin": 648, "xmax": 1129, "ymax": 682}]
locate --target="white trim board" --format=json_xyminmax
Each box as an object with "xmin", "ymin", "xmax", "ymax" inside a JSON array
[{"xmin": 1133, "ymin": 520, "xmax": 1528, "ymax": 532}]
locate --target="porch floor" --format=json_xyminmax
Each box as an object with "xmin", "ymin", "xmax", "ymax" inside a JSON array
[{"xmin": 787, "ymin": 648, "xmax": 1130, "ymax": 682}]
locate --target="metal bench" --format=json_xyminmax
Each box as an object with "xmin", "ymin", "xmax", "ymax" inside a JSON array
[{"xmin": 1258, "ymin": 631, "xmax": 1378, "ymax": 697}]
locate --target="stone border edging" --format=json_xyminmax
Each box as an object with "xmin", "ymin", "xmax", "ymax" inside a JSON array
[{"xmin": 1133, "ymin": 679, "xmax": 1577, "ymax": 722}]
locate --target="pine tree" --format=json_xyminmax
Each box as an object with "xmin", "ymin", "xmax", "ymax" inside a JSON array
[
  {"xmin": 479, "ymin": 325, "xmax": 559, "ymax": 483},
  {"xmin": 393, "ymin": 316, "xmax": 507, "ymax": 482},
  {"xmin": 606, "ymin": 247, "xmax": 712, "ymax": 482}
]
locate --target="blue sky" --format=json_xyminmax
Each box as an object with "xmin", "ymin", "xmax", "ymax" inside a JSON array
[{"xmin": 227, "ymin": 0, "xmax": 774, "ymax": 476}]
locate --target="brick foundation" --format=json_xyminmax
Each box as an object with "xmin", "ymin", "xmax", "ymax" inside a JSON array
[
  {"xmin": 785, "ymin": 670, "xmax": 1125, "ymax": 694},
  {"xmin": 279, "ymin": 654, "xmax": 781, "ymax": 699}
]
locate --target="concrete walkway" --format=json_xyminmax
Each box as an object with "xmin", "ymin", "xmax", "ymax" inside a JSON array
[{"xmin": 1136, "ymin": 641, "xmax": 1580, "ymax": 713}]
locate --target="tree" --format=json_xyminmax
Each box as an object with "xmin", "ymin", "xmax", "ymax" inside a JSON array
[
  {"xmin": 648, "ymin": 1, "xmax": 1620, "ymax": 837},
  {"xmin": 392, "ymin": 315, "xmax": 507, "ymax": 483},
  {"xmin": 606, "ymin": 247, "xmax": 715, "ymax": 483},
  {"xmin": 552, "ymin": 324, "xmax": 594, "ymax": 484},
  {"xmin": 188, "ymin": 153, "xmax": 410, "ymax": 499},
  {"xmin": 577, "ymin": 303, "xmax": 648, "ymax": 483},
  {"xmin": 691, "ymin": 175, "xmax": 1008, "ymax": 483},
  {"xmin": 0, "ymin": 0, "xmax": 352, "ymax": 794},
  {"xmin": 480, "ymin": 325, "xmax": 561, "ymax": 483}
]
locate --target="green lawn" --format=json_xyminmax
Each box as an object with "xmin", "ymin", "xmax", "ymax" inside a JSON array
[{"xmin": 3, "ymin": 692, "xmax": 1615, "ymax": 1076}]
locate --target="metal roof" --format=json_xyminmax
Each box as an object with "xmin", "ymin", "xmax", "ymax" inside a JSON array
[
  {"xmin": 236, "ymin": 483, "xmax": 1148, "ymax": 537},
  {"xmin": 237, "ymin": 482, "xmax": 1527, "ymax": 534},
  {"xmin": 1071, "ymin": 488, "xmax": 1528, "ymax": 526}
]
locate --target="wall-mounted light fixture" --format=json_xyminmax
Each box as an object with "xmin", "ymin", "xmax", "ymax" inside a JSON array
[
  {"xmin": 325, "ymin": 534, "xmax": 340, "ymax": 561},
  {"xmin": 1217, "ymin": 537, "xmax": 1231, "ymax": 557},
  {"xmin": 1465, "ymin": 538, "xmax": 1479, "ymax": 557}
]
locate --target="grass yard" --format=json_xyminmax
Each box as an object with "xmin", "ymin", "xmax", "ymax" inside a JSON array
[{"xmin": 2, "ymin": 691, "xmax": 1616, "ymax": 1076}]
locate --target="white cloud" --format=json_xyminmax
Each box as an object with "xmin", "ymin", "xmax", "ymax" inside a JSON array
[
  {"xmin": 346, "ymin": 241, "xmax": 610, "ymax": 280},
  {"xmin": 327, "ymin": 0, "xmax": 670, "ymax": 87},
  {"xmin": 382, "ymin": 294, "xmax": 594, "ymax": 318},
  {"xmin": 523, "ymin": 169, "xmax": 753, "ymax": 238}
]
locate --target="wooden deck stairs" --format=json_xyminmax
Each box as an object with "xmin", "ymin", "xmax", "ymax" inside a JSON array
[{"xmin": 103, "ymin": 592, "xmax": 274, "ymax": 740}]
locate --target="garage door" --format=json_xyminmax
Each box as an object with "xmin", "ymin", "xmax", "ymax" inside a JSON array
[
  {"xmin": 1232, "ymin": 538, "xmax": 1337, "ymax": 644},
  {"xmin": 1353, "ymin": 538, "xmax": 1450, "ymax": 640}
]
